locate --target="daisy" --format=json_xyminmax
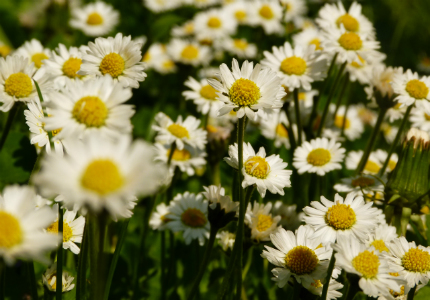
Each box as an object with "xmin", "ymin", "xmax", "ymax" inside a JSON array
[
  {"xmin": 272, "ymin": 202, "xmax": 304, "ymax": 231},
  {"xmin": 391, "ymin": 69, "xmax": 430, "ymax": 107},
  {"xmin": 143, "ymin": 44, "xmax": 177, "ymax": 75},
  {"xmin": 224, "ymin": 1, "xmax": 250, "ymax": 25},
  {"xmin": 303, "ymin": 192, "xmax": 381, "ymax": 245},
  {"xmin": 182, "ymin": 76, "xmax": 223, "ymax": 115},
  {"xmin": 69, "ymin": 1, "xmax": 119, "ymax": 37},
  {"xmin": 293, "ymin": 27, "xmax": 323, "ymax": 51},
  {"xmin": 333, "ymin": 174, "xmax": 384, "ymax": 198},
  {"xmin": 261, "ymin": 42, "xmax": 327, "ymax": 91},
  {"xmin": 381, "ymin": 123, "xmax": 398, "ymax": 144},
  {"xmin": 202, "ymin": 185, "xmax": 238, "ymax": 214},
  {"xmin": 166, "ymin": 192, "xmax": 210, "ymax": 245},
  {"xmin": 149, "ymin": 203, "xmax": 171, "ymax": 231},
  {"xmin": 329, "ymin": 105, "xmax": 364, "ymax": 141},
  {"xmin": 374, "ymin": 149, "xmax": 398, "ymax": 173},
  {"xmin": 191, "ymin": 0, "xmax": 221, "ymax": 9},
  {"xmin": 43, "ymin": 75, "xmax": 134, "ymax": 140},
  {"xmin": 224, "ymin": 142, "xmax": 292, "ymax": 197},
  {"xmin": 221, "ymin": 38, "xmax": 257, "ymax": 59},
  {"xmin": 356, "ymin": 103, "xmax": 377, "ymax": 126},
  {"xmin": 78, "ymin": 33, "xmax": 146, "ymax": 88},
  {"xmin": 0, "ymin": 185, "xmax": 58, "ymax": 265},
  {"xmin": 410, "ymin": 101, "xmax": 430, "ymax": 131},
  {"xmin": 345, "ymin": 54, "xmax": 385, "ymax": 85},
  {"xmin": 0, "ymin": 41, "xmax": 12, "ymax": 57},
  {"xmin": 303, "ymin": 279, "xmax": 343, "ymax": 300},
  {"xmin": 365, "ymin": 65, "xmax": 403, "ymax": 102},
  {"xmin": 167, "ymin": 39, "xmax": 212, "ymax": 67},
  {"xmin": 34, "ymin": 133, "xmax": 167, "ymax": 219},
  {"xmin": 293, "ymin": 137, "xmax": 345, "ymax": 176},
  {"xmin": 42, "ymin": 263, "xmax": 75, "ymax": 292},
  {"xmin": 280, "ymin": 0, "xmax": 307, "ymax": 23},
  {"xmin": 362, "ymin": 224, "xmax": 397, "ymax": 253},
  {"xmin": 217, "ymin": 231, "xmax": 235, "ymax": 251},
  {"xmin": 260, "ymin": 110, "xmax": 292, "ymax": 149},
  {"xmin": 261, "ymin": 225, "xmax": 332, "ymax": 288},
  {"xmin": 385, "ymin": 103, "xmax": 407, "ymax": 123},
  {"xmin": 246, "ymin": 202, "xmax": 281, "ymax": 242},
  {"xmin": 171, "ymin": 21, "xmax": 195, "ymax": 37},
  {"xmin": 345, "ymin": 150, "xmax": 382, "ymax": 175},
  {"xmin": 15, "ymin": 39, "xmax": 51, "ymax": 69},
  {"xmin": 144, "ymin": 0, "xmax": 180, "ymax": 12},
  {"xmin": 248, "ymin": 0, "xmax": 284, "ymax": 35},
  {"xmin": 208, "ymin": 59, "xmax": 285, "ymax": 120},
  {"xmin": 193, "ymin": 9, "xmax": 237, "ymax": 40}
]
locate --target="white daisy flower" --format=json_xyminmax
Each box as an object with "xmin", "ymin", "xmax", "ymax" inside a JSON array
[
  {"xmin": 144, "ymin": 0, "xmax": 180, "ymax": 12},
  {"xmin": 374, "ymin": 149, "xmax": 398, "ymax": 173},
  {"xmin": 193, "ymin": 8, "xmax": 237, "ymax": 40},
  {"xmin": 69, "ymin": 1, "xmax": 119, "ymax": 37},
  {"xmin": 217, "ymin": 231, "xmax": 235, "ymax": 251},
  {"xmin": 34, "ymin": 133, "xmax": 167, "ymax": 219},
  {"xmin": 303, "ymin": 192, "xmax": 381, "ymax": 245},
  {"xmin": 171, "ymin": 21, "xmax": 195, "ymax": 37},
  {"xmin": 272, "ymin": 202, "xmax": 304, "ymax": 231},
  {"xmin": 261, "ymin": 42, "xmax": 327, "ymax": 91},
  {"xmin": 167, "ymin": 39, "xmax": 212, "ymax": 67},
  {"xmin": 260, "ymin": 110, "xmax": 292, "ymax": 149},
  {"xmin": 293, "ymin": 27, "xmax": 324, "ymax": 51},
  {"xmin": 410, "ymin": 101, "xmax": 430, "ymax": 132},
  {"xmin": 15, "ymin": 39, "xmax": 51, "ymax": 69},
  {"xmin": 149, "ymin": 203, "xmax": 171, "ymax": 231},
  {"xmin": 248, "ymin": 0, "xmax": 284, "ymax": 35},
  {"xmin": 208, "ymin": 58, "xmax": 285, "ymax": 120},
  {"xmin": 0, "ymin": 185, "xmax": 58, "ymax": 265},
  {"xmin": 43, "ymin": 75, "xmax": 134, "ymax": 140},
  {"xmin": 182, "ymin": 76, "xmax": 223, "ymax": 115},
  {"xmin": 221, "ymin": 37, "xmax": 257, "ymax": 59},
  {"xmin": 224, "ymin": 142, "xmax": 292, "ymax": 197},
  {"xmin": 345, "ymin": 54, "xmax": 385, "ymax": 85},
  {"xmin": 365, "ymin": 65, "xmax": 403, "ymax": 102},
  {"xmin": 329, "ymin": 104, "xmax": 364, "ymax": 141},
  {"xmin": 381, "ymin": 123, "xmax": 398, "ymax": 144},
  {"xmin": 224, "ymin": 1, "xmax": 250, "ymax": 25},
  {"xmin": 334, "ymin": 174, "xmax": 384, "ymax": 199},
  {"xmin": 78, "ymin": 33, "xmax": 146, "ymax": 88},
  {"xmin": 345, "ymin": 150, "xmax": 382, "ymax": 175},
  {"xmin": 261, "ymin": 225, "xmax": 332, "ymax": 288},
  {"xmin": 362, "ymin": 224, "xmax": 397, "ymax": 253},
  {"xmin": 190, "ymin": 0, "xmax": 221, "ymax": 9},
  {"xmin": 143, "ymin": 44, "xmax": 177, "ymax": 75},
  {"xmin": 42, "ymin": 263, "xmax": 75, "ymax": 292},
  {"xmin": 202, "ymin": 185, "xmax": 238, "ymax": 214},
  {"xmin": 293, "ymin": 137, "xmax": 345, "ymax": 176},
  {"xmin": 385, "ymin": 103, "xmax": 407, "ymax": 123},
  {"xmin": 391, "ymin": 69, "xmax": 430, "ymax": 107},
  {"xmin": 0, "ymin": 41, "xmax": 12, "ymax": 58},
  {"xmin": 246, "ymin": 201, "xmax": 281, "ymax": 242},
  {"xmin": 280, "ymin": 0, "xmax": 307, "ymax": 23},
  {"xmin": 305, "ymin": 279, "xmax": 344, "ymax": 300},
  {"xmin": 166, "ymin": 192, "xmax": 210, "ymax": 245},
  {"xmin": 356, "ymin": 103, "xmax": 377, "ymax": 126}
]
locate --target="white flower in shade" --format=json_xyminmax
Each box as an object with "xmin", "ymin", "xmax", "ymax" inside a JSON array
[
  {"xmin": 261, "ymin": 42, "xmax": 327, "ymax": 91},
  {"xmin": 167, "ymin": 39, "xmax": 212, "ymax": 67},
  {"xmin": 0, "ymin": 41, "xmax": 12, "ymax": 58},
  {"xmin": 333, "ymin": 236, "xmax": 402, "ymax": 298},
  {"xmin": 365, "ymin": 65, "xmax": 403, "ymax": 102},
  {"xmin": 293, "ymin": 137, "xmax": 345, "ymax": 176},
  {"xmin": 221, "ymin": 38, "xmax": 257, "ymax": 59},
  {"xmin": 329, "ymin": 104, "xmax": 364, "ymax": 141},
  {"xmin": 193, "ymin": 9, "xmax": 237, "ymax": 40},
  {"xmin": 143, "ymin": 44, "xmax": 177, "ymax": 75},
  {"xmin": 293, "ymin": 27, "xmax": 323, "ymax": 51},
  {"xmin": 78, "ymin": 33, "xmax": 146, "ymax": 88},
  {"xmin": 248, "ymin": 0, "xmax": 284, "ymax": 35},
  {"xmin": 144, "ymin": 0, "xmax": 180, "ymax": 12},
  {"xmin": 171, "ymin": 21, "xmax": 195, "ymax": 37},
  {"xmin": 272, "ymin": 202, "xmax": 304, "ymax": 231},
  {"xmin": 334, "ymin": 174, "xmax": 384, "ymax": 198},
  {"xmin": 345, "ymin": 53, "xmax": 385, "ymax": 85},
  {"xmin": 152, "ymin": 112, "xmax": 207, "ymax": 150},
  {"xmin": 34, "ymin": 134, "xmax": 166, "ymax": 219},
  {"xmin": 224, "ymin": 142, "xmax": 292, "ymax": 197},
  {"xmin": 69, "ymin": 1, "xmax": 119, "ymax": 37},
  {"xmin": 261, "ymin": 225, "xmax": 332, "ymax": 287},
  {"xmin": 202, "ymin": 185, "xmax": 238, "ymax": 214},
  {"xmin": 217, "ymin": 231, "xmax": 235, "ymax": 251},
  {"xmin": 246, "ymin": 202, "xmax": 281, "ymax": 242},
  {"xmin": 224, "ymin": 1, "xmax": 250, "ymax": 25},
  {"xmin": 410, "ymin": 102, "xmax": 430, "ymax": 132},
  {"xmin": 374, "ymin": 149, "xmax": 398, "ymax": 173},
  {"xmin": 0, "ymin": 185, "xmax": 58, "ymax": 265},
  {"xmin": 0, "ymin": 55, "xmax": 51, "ymax": 112},
  {"xmin": 305, "ymin": 279, "xmax": 344, "ymax": 300},
  {"xmin": 303, "ymin": 193, "xmax": 381, "ymax": 245},
  {"xmin": 356, "ymin": 104, "xmax": 377, "ymax": 126},
  {"xmin": 362, "ymin": 224, "xmax": 397, "ymax": 253},
  {"xmin": 385, "ymin": 103, "xmax": 407, "ymax": 123},
  {"xmin": 154, "ymin": 143, "xmax": 206, "ymax": 176},
  {"xmin": 166, "ymin": 192, "xmax": 209, "ymax": 245},
  {"xmin": 345, "ymin": 150, "xmax": 382, "ymax": 175},
  {"xmin": 381, "ymin": 123, "xmax": 398, "ymax": 144},
  {"xmin": 280, "ymin": 0, "xmax": 307, "ymax": 23},
  {"xmin": 260, "ymin": 110, "xmax": 292, "ymax": 149},
  {"xmin": 191, "ymin": 0, "xmax": 221, "ymax": 9},
  {"xmin": 15, "ymin": 39, "xmax": 51, "ymax": 69},
  {"xmin": 182, "ymin": 77, "xmax": 223, "ymax": 115},
  {"xmin": 208, "ymin": 59, "xmax": 285, "ymax": 120},
  {"xmin": 42, "ymin": 263, "xmax": 75, "ymax": 292},
  {"xmin": 391, "ymin": 69, "xmax": 430, "ymax": 108},
  {"xmin": 149, "ymin": 203, "xmax": 171, "ymax": 231},
  {"xmin": 43, "ymin": 75, "xmax": 134, "ymax": 140}
]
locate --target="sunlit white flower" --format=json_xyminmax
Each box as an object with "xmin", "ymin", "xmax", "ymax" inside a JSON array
[
  {"xmin": 280, "ymin": 0, "xmax": 307, "ymax": 23},
  {"xmin": 260, "ymin": 110, "xmax": 293, "ymax": 149},
  {"xmin": 345, "ymin": 150, "xmax": 382, "ymax": 175},
  {"xmin": 203, "ymin": 185, "xmax": 238, "ymax": 214},
  {"xmin": 391, "ymin": 69, "xmax": 430, "ymax": 108},
  {"xmin": 362, "ymin": 224, "xmax": 397, "ymax": 253},
  {"xmin": 221, "ymin": 38, "xmax": 257, "ymax": 59},
  {"xmin": 365, "ymin": 65, "xmax": 403, "ymax": 102},
  {"xmin": 217, "ymin": 231, "xmax": 235, "ymax": 251},
  {"xmin": 142, "ymin": 43, "xmax": 177, "ymax": 74},
  {"xmin": 410, "ymin": 102, "xmax": 430, "ymax": 132},
  {"xmin": 144, "ymin": 0, "xmax": 180, "ymax": 12},
  {"xmin": 167, "ymin": 39, "xmax": 212, "ymax": 67},
  {"xmin": 248, "ymin": 0, "xmax": 284, "ymax": 35},
  {"xmin": 329, "ymin": 104, "xmax": 364, "ymax": 141},
  {"xmin": 15, "ymin": 39, "xmax": 51, "ymax": 69},
  {"xmin": 42, "ymin": 263, "xmax": 75, "ymax": 292},
  {"xmin": 293, "ymin": 27, "xmax": 323, "ymax": 51},
  {"xmin": 183, "ymin": 77, "xmax": 223, "ymax": 115},
  {"xmin": 334, "ymin": 174, "xmax": 384, "ymax": 198},
  {"xmin": 374, "ymin": 150, "xmax": 398, "ymax": 173},
  {"xmin": 193, "ymin": 9, "xmax": 237, "ymax": 40},
  {"xmin": 272, "ymin": 202, "xmax": 304, "ymax": 230},
  {"xmin": 149, "ymin": 203, "xmax": 172, "ymax": 231},
  {"xmin": 246, "ymin": 202, "xmax": 281, "ymax": 241},
  {"xmin": 171, "ymin": 21, "xmax": 195, "ymax": 37},
  {"xmin": 224, "ymin": 1, "xmax": 250, "ymax": 25},
  {"xmin": 345, "ymin": 54, "xmax": 385, "ymax": 85},
  {"xmin": 303, "ymin": 279, "xmax": 343, "ymax": 300}
]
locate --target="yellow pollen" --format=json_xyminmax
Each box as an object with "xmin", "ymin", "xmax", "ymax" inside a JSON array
[
  {"xmin": 325, "ymin": 203, "xmax": 356, "ymax": 230},
  {"xmin": 390, "ymin": 286, "xmax": 405, "ymax": 297},
  {"xmin": 334, "ymin": 115, "xmax": 351, "ymax": 129},
  {"xmin": 350, "ymin": 55, "xmax": 366, "ymax": 68},
  {"xmin": 336, "ymin": 14, "xmax": 359, "ymax": 32},
  {"xmin": 424, "ymin": 113, "xmax": 430, "ymax": 121},
  {"xmin": 311, "ymin": 279, "xmax": 323, "ymax": 288},
  {"xmin": 235, "ymin": 10, "xmax": 247, "ymax": 21},
  {"xmin": 352, "ymin": 250, "xmax": 380, "ymax": 279},
  {"xmin": 0, "ymin": 211, "xmax": 23, "ymax": 248},
  {"xmin": 81, "ymin": 159, "xmax": 124, "ymax": 195},
  {"xmin": 168, "ymin": 148, "xmax": 191, "ymax": 161},
  {"xmin": 31, "ymin": 53, "xmax": 48, "ymax": 68},
  {"xmin": 307, "ymin": 148, "xmax": 331, "ymax": 167},
  {"xmin": 298, "ymin": 92, "xmax": 306, "ymax": 101},
  {"xmin": 233, "ymin": 39, "xmax": 248, "ymax": 50},
  {"xmin": 364, "ymin": 160, "xmax": 380, "ymax": 174},
  {"xmin": 402, "ymin": 248, "xmax": 430, "ymax": 273},
  {"xmin": 421, "ymin": 206, "xmax": 430, "ymax": 214},
  {"xmin": 51, "ymin": 128, "xmax": 62, "ymax": 137},
  {"xmin": 199, "ymin": 39, "xmax": 212, "ymax": 46},
  {"xmin": 245, "ymin": 156, "xmax": 270, "ymax": 179},
  {"xmin": 143, "ymin": 52, "xmax": 151, "ymax": 62},
  {"xmin": 309, "ymin": 38, "xmax": 322, "ymax": 50},
  {"xmin": 181, "ymin": 45, "xmax": 199, "ymax": 60},
  {"xmin": 167, "ymin": 124, "xmax": 190, "ymax": 139},
  {"xmin": 207, "ymin": 17, "xmax": 222, "ymax": 28},
  {"xmin": 4, "ymin": 72, "xmax": 33, "ymax": 98},
  {"xmin": 62, "ymin": 57, "xmax": 82, "ymax": 78},
  {"xmin": 280, "ymin": 56, "xmax": 307, "ymax": 76},
  {"xmin": 259, "ymin": 5, "xmax": 274, "ymax": 19},
  {"xmin": 389, "ymin": 272, "xmax": 399, "ymax": 277},
  {"xmin": 371, "ymin": 240, "xmax": 389, "ymax": 252},
  {"xmin": 47, "ymin": 221, "xmax": 73, "ymax": 242},
  {"xmin": 162, "ymin": 60, "xmax": 175, "ymax": 69},
  {"xmin": 0, "ymin": 45, "xmax": 12, "ymax": 57},
  {"xmin": 256, "ymin": 214, "xmax": 273, "ymax": 232},
  {"xmin": 181, "ymin": 208, "xmax": 207, "ymax": 228},
  {"xmin": 338, "ymin": 32, "xmax": 362, "ymax": 51},
  {"xmin": 72, "ymin": 96, "xmax": 108, "ymax": 127},
  {"xmin": 206, "ymin": 125, "xmax": 218, "ymax": 133},
  {"xmin": 86, "ymin": 12, "xmax": 104, "ymax": 25},
  {"xmin": 388, "ymin": 160, "xmax": 397, "ymax": 171},
  {"xmin": 229, "ymin": 78, "xmax": 261, "ymax": 106},
  {"xmin": 351, "ymin": 176, "xmax": 375, "ymax": 188},
  {"xmin": 276, "ymin": 123, "xmax": 288, "ymax": 138},
  {"xmin": 200, "ymin": 84, "xmax": 218, "ymax": 100},
  {"xmin": 99, "ymin": 53, "xmax": 125, "ymax": 78},
  {"xmin": 284, "ymin": 245, "xmax": 319, "ymax": 275},
  {"xmin": 405, "ymin": 79, "xmax": 429, "ymax": 99}
]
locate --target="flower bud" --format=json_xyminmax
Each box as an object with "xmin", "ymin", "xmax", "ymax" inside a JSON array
[{"xmin": 203, "ymin": 185, "xmax": 238, "ymax": 229}]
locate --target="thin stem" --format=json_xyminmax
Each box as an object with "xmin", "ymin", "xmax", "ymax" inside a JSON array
[
  {"xmin": 76, "ymin": 220, "xmax": 89, "ymax": 300},
  {"xmin": 407, "ymin": 285, "xmax": 417, "ymax": 300},
  {"xmin": 167, "ymin": 141, "xmax": 176, "ymax": 167},
  {"xmin": 293, "ymin": 89, "xmax": 303, "ymax": 145},
  {"xmin": 161, "ymin": 231, "xmax": 167, "ymax": 300},
  {"xmin": 321, "ymin": 252, "xmax": 336, "ymax": 300},
  {"xmin": 56, "ymin": 205, "xmax": 63, "ymax": 299},
  {"xmin": 27, "ymin": 262, "xmax": 38, "ymax": 300},
  {"xmin": 332, "ymin": 76, "xmax": 349, "ymax": 119},
  {"xmin": 89, "ymin": 213, "xmax": 108, "ymax": 299},
  {"xmin": 242, "ymin": 247, "xmax": 253, "ymax": 280},
  {"xmin": 0, "ymin": 260, "xmax": 4, "ymax": 300},
  {"xmin": 283, "ymin": 105, "xmax": 297, "ymax": 149},
  {"xmin": 212, "ymin": 161, "xmax": 221, "ymax": 186},
  {"xmin": 0, "ymin": 103, "xmax": 19, "ymax": 153}
]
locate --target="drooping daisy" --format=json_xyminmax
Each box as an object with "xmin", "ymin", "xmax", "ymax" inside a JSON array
[
  {"xmin": 202, "ymin": 185, "xmax": 238, "ymax": 215},
  {"xmin": 385, "ymin": 102, "xmax": 407, "ymax": 123},
  {"xmin": 246, "ymin": 202, "xmax": 281, "ymax": 242},
  {"xmin": 42, "ymin": 263, "xmax": 75, "ymax": 292},
  {"xmin": 217, "ymin": 231, "xmax": 235, "ymax": 251},
  {"xmin": 149, "ymin": 203, "xmax": 172, "ymax": 231},
  {"xmin": 78, "ymin": 33, "xmax": 146, "ymax": 88},
  {"xmin": 362, "ymin": 224, "xmax": 397, "ymax": 253},
  {"xmin": 333, "ymin": 174, "xmax": 384, "ymax": 198},
  {"xmin": 410, "ymin": 101, "xmax": 430, "ymax": 131},
  {"xmin": 364, "ymin": 65, "xmax": 403, "ymax": 102},
  {"xmin": 182, "ymin": 77, "xmax": 223, "ymax": 115},
  {"xmin": 0, "ymin": 185, "xmax": 58, "ymax": 265},
  {"xmin": 248, "ymin": 0, "xmax": 284, "ymax": 35},
  {"xmin": 193, "ymin": 9, "xmax": 237, "ymax": 40},
  {"xmin": 293, "ymin": 137, "xmax": 345, "ymax": 176},
  {"xmin": 208, "ymin": 59, "xmax": 285, "ymax": 120},
  {"xmin": 166, "ymin": 192, "xmax": 210, "ymax": 245},
  {"xmin": 15, "ymin": 39, "xmax": 51, "ymax": 69},
  {"xmin": 272, "ymin": 202, "xmax": 304, "ymax": 231},
  {"xmin": 224, "ymin": 142, "xmax": 292, "ymax": 197},
  {"xmin": 167, "ymin": 39, "xmax": 212, "ymax": 67},
  {"xmin": 43, "ymin": 75, "xmax": 134, "ymax": 140},
  {"xmin": 224, "ymin": 1, "xmax": 250, "ymax": 25},
  {"xmin": 303, "ymin": 192, "xmax": 381, "ymax": 245},
  {"xmin": 345, "ymin": 150, "xmax": 382, "ymax": 175},
  {"xmin": 391, "ymin": 69, "xmax": 430, "ymax": 108},
  {"xmin": 303, "ymin": 279, "xmax": 344, "ymax": 300},
  {"xmin": 69, "ymin": 1, "xmax": 119, "ymax": 37},
  {"xmin": 0, "ymin": 41, "xmax": 12, "ymax": 57},
  {"xmin": 221, "ymin": 38, "xmax": 257, "ymax": 59},
  {"xmin": 261, "ymin": 225, "xmax": 332, "ymax": 287},
  {"xmin": 345, "ymin": 54, "xmax": 385, "ymax": 85},
  {"xmin": 293, "ymin": 27, "xmax": 323, "ymax": 51},
  {"xmin": 280, "ymin": 0, "xmax": 307, "ymax": 23},
  {"xmin": 329, "ymin": 104, "xmax": 364, "ymax": 141},
  {"xmin": 261, "ymin": 42, "xmax": 327, "ymax": 91}
]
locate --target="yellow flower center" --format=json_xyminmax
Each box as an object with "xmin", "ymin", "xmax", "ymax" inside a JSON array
[
  {"xmin": 47, "ymin": 221, "xmax": 74, "ymax": 242},
  {"xmin": 245, "ymin": 156, "xmax": 270, "ymax": 179},
  {"xmin": 167, "ymin": 123, "xmax": 190, "ymax": 139},
  {"xmin": 280, "ymin": 56, "xmax": 307, "ymax": 76},
  {"xmin": 162, "ymin": 60, "xmax": 175, "ymax": 69},
  {"xmin": 402, "ymin": 248, "xmax": 430, "ymax": 273},
  {"xmin": 276, "ymin": 123, "xmax": 288, "ymax": 138},
  {"xmin": 72, "ymin": 96, "xmax": 108, "ymax": 127},
  {"xmin": 62, "ymin": 57, "xmax": 82, "ymax": 78},
  {"xmin": 388, "ymin": 160, "xmax": 397, "ymax": 171},
  {"xmin": 338, "ymin": 32, "xmax": 362, "ymax": 51},
  {"xmin": 200, "ymin": 84, "xmax": 218, "ymax": 100},
  {"xmin": 0, "ymin": 211, "xmax": 23, "ymax": 248},
  {"xmin": 390, "ymin": 286, "xmax": 405, "ymax": 297},
  {"xmin": 181, "ymin": 45, "xmax": 199, "ymax": 60},
  {"xmin": 371, "ymin": 239, "xmax": 389, "ymax": 252},
  {"xmin": 207, "ymin": 17, "xmax": 221, "ymax": 28},
  {"xmin": 81, "ymin": 159, "xmax": 124, "ymax": 195},
  {"xmin": 350, "ymin": 55, "xmax": 366, "ymax": 69},
  {"xmin": 143, "ymin": 52, "xmax": 151, "ymax": 62},
  {"xmin": 233, "ymin": 39, "xmax": 248, "ymax": 50},
  {"xmin": 99, "ymin": 53, "xmax": 125, "ymax": 78},
  {"xmin": 352, "ymin": 250, "xmax": 380, "ymax": 279},
  {"xmin": 235, "ymin": 10, "xmax": 247, "ymax": 21},
  {"xmin": 284, "ymin": 245, "xmax": 319, "ymax": 275},
  {"xmin": 199, "ymin": 39, "xmax": 212, "ymax": 46},
  {"xmin": 51, "ymin": 128, "xmax": 62, "ymax": 137},
  {"xmin": 181, "ymin": 208, "xmax": 207, "ymax": 228},
  {"xmin": 336, "ymin": 14, "xmax": 359, "ymax": 32},
  {"xmin": 229, "ymin": 78, "xmax": 261, "ymax": 106},
  {"xmin": 405, "ymin": 79, "xmax": 429, "ymax": 100},
  {"xmin": 86, "ymin": 12, "xmax": 104, "ymax": 25},
  {"xmin": 31, "ymin": 53, "xmax": 49, "ymax": 68},
  {"xmin": 256, "ymin": 214, "xmax": 273, "ymax": 232},
  {"xmin": 167, "ymin": 148, "xmax": 191, "ymax": 161},
  {"xmin": 0, "ymin": 45, "xmax": 12, "ymax": 57},
  {"xmin": 364, "ymin": 160, "xmax": 380, "ymax": 174},
  {"xmin": 4, "ymin": 72, "xmax": 33, "ymax": 98},
  {"xmin": 309, "ymin": 38, "xmax": 322, "ymax": 51},
  {"xmin": 185, "ymin": 23, "xmax": 194, "ymax": 34},
  {"xmin": 351, "ymin": 176, "xmax": 375, "ymax": 188},
  {"xmin": 307, "ymin": 148, "xmax": 331, "ymax": 167},
  {"xmin": 325, "ymin": 203, "xmax": 356, "ymax": 230},
  {"xmin": 334, "ymin": 115, "xmax": 351, "ymax": 129},
  {"xmin": 259, "ymin": 5, "xmax": 274, "ymax": 19}
]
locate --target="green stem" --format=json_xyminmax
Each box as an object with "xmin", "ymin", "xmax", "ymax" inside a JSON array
[
  {"xmin": 167, "ymin": 141, "xmax": 176, "ymax": 167},
  {"xmin": 56, "ymin": 205, "xmax": 63, "ymax": 299},
  {"xmin": 321, "ymin": 252, "xmax": 336, "ymax": 300},
  {"xmin": 332, "ymin": 76, "xmax": 349, "ymax": 119},
  {"xmin": 407, "ymin": 285, "xmax": 417, "ymax": 300},
  {"xmin": 0, "ymin": 103, "xmax": 19, "ymax": 153},
  {"xmin": 340, "ymin": 97, "xmax": 351, "ymax": 137},
  {"xmin": 242, "ymin": 247, "xmax": 253, "ymax": 280},
  {"xmin": 0, "ymin": 260, "xmax": 4, "ymax": 300},
  {"xmin": 212, "ymin": 161, "xmax": 221, "ymax": 186},
  {"xmin": 188, "ymin": 226, "xmax": 218, "ymax": 300},
  {"xmin": 379, "ymin": 105, "xmax": 413, "ymax": 175},
  {"xmin": 76, "ymin": 219, "xmax": 89, "ymax": 300},
  {"xmin": 161, "ymin": 231, "xmax": 167, "ymax": 300},
  {"xmin": 293, "ymin": 89, "xmax": 303, "ymax": 145},
  {"xmin": 27, "ymin": 262, "xmax": 38, "ymax": 300},
  {"xmin": 283, "ymin": 105, "xmax": 297, "ymax": 149},
  {"xmin": 89, "ymin": 213, "xmax": 108, "ymax": 299}
]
